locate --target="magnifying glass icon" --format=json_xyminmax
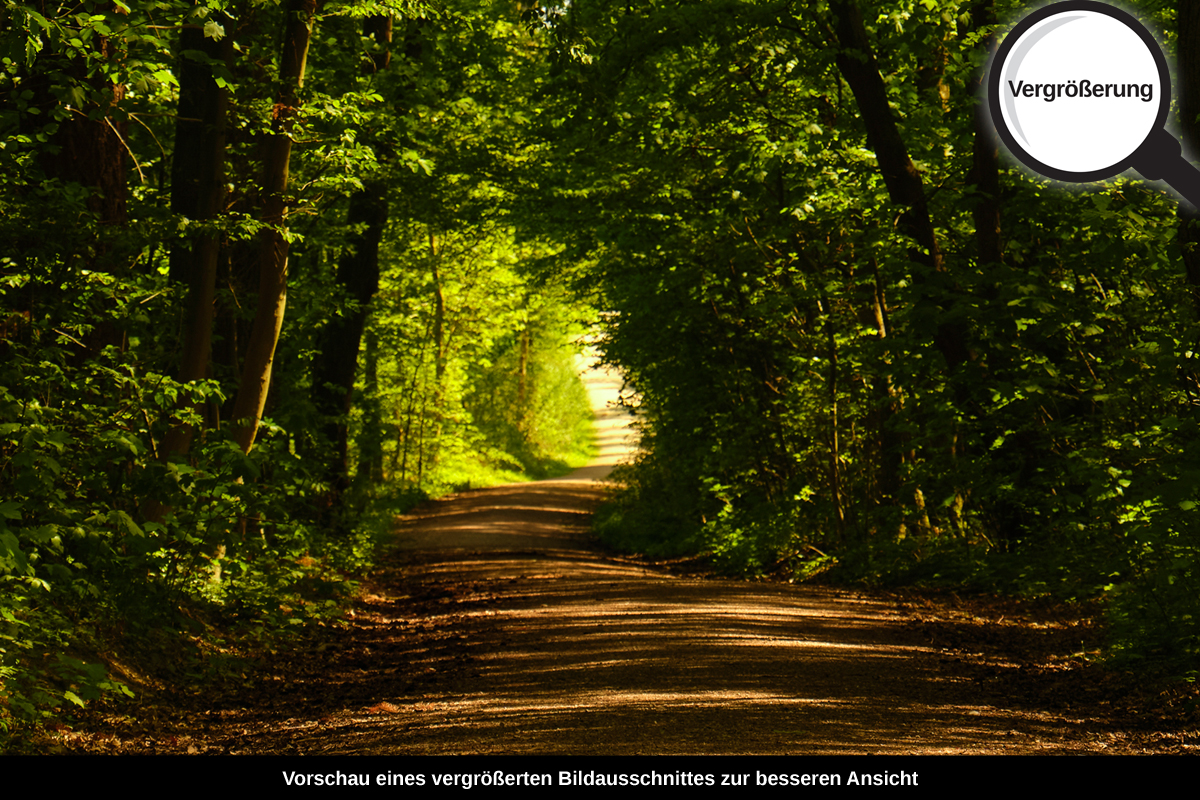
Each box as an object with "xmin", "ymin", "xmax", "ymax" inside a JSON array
[{"xmin": 989, "ymin": 0, "xmax": 1200, "ymax": 208}]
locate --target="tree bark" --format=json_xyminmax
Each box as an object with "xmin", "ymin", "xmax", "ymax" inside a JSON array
[
  {"xmin": 24, "ymin": 6, "xmax": 129, "ymax": 358},
  {"xmin": 868, "ymin": 256, "xmax": 902, "ymax": 507},
  {"xmin": 161, "ymin": 17, "xmax": 232, "ymax": 458},
  {"xmin": 311, "ymin": 181, "xmax": 388, "ymax": 496},
  {"xmin": 230, "ymin": 0, "xmax": 319, "ymax": 453},
  {"xmin": 970, "ymin": 0, "xmax": 1003, "ymax": 271},
  {"xmin": 359, "ymin": 327, "xmax": 385, "ymax": 485},
  {"xmin": 308, "ymin": 13, "xmax": 399, "ymax": 506},
  {"xmin": 827, "ymin": 0, "xmax": 971, "ymax": 370},
  {"xmin": 363, "ymin": 15, "xmax": 394, "ymax": 73},
  {"xmin": 34, "ymin": 31, "xmax": 128, "ymax": 231},
  {"xmin": 971, "ymin": 98, "xmax": 1003, "ymax": 269}
]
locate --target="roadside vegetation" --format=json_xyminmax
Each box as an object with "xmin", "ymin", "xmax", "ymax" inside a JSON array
[{"xmin": 3, "ymin": 0, "xmax": 1200, "ymax": 749}]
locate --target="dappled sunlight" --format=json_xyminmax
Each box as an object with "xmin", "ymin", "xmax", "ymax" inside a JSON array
[
  {"xmin": 216, "ymin": 357, "xmax": 1128, "ymax": 756},
  {"xmin": 250, "ymin": 537, "xmax": 1102, "ymax": 754}
]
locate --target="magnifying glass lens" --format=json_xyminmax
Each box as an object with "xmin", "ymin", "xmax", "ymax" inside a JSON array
[
  {"xmin": 997, "ymin": 10, "xmax": 1162, "ymax": 176},
  {"xmin": 991, "ymin": 1, "xmax": 1200, "ymax": 210}
]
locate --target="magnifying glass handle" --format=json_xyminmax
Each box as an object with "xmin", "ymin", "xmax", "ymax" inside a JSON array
[{"xmin": 1132, "ymin": 128, "xmax": 1200, "ymax": 211}]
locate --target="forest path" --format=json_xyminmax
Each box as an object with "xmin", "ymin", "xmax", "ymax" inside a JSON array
[
  {"xmin": 212, "ymin": 356, "xmax": 1160, "ymax": 756},
  {"xmin": 234, "ymin": 485, "xmax": 1126, "ymax": 755}
]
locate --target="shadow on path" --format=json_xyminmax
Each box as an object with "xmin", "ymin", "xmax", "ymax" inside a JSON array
[{"xmin": 217, "ymin": 354, "xmax": 1137, "ymax": 755}]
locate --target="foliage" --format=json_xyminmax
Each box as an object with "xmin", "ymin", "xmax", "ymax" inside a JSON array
[
  {"xmin": 529, "ymin": 0, "xmax": 1200, "ymax": 672},
  {"xmin": 362, "ymin": 224, "xmax": 595, "ymax": 493},
  {"xmin": 4, "ymin": 0, "xmax": 1200, "ymax": 744},
  {"xmin": 0, "ymin": 0, "xmax": 596, "ymax": 744}
]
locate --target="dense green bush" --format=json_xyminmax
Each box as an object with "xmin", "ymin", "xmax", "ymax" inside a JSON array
[{"xmin": 546, "ymin": 0, "xmax": 1200, "ymax": 673}]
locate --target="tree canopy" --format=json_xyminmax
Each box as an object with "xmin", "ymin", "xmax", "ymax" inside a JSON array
[{"xmin": 3, "ymin": 0, "xmax": 1200, "ymax": 743}]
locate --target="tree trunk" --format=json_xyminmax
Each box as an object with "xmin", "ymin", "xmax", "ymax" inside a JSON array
[
  {"xmin": 970, "ymin": 0, "xmax": 1003, "ymax": 272},
  {"xmin": 827, "ymin": 0, "xmax": 971, "ymax": 370},
  {"xmin": 312, "ymin": 181, "xmax": 388, "ymax": 497},
  {"xmin": 431, "ymin": 232, "xmax": 446, "ymax": 385},
  {"xmin": 868, "ymin": 256, "xmax": 902, "ymax": 508},
  {"xmin": 24, "ymin": 7, "xmax": 129, "ymax": 355},
  {"xmin": 363, "ymin": 15, "xmax": 394, "ymax": 73},
  {"xmin": 309, "ymin": 15, "xmax": 396, "ymax": 509},
  {"xmin": 161, "ymin": 17, "xmax": 232, "ymax": 459},
  {"xmin": 359, "ymin": 327, "xmax": 385, "ymax": 485},
  {"xmin": 230, "ymin": 0, "xmax": 319, "ymax": 453},
  {"xmin": 826, "ymin": 308, "xmax": 845, "ymax": 538},
  {"xmin": 34, "ymin": 28, "xmax": 128, "ymax": 231}
]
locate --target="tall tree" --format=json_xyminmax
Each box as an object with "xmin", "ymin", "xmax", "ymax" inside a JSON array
[
  {"xmin": 230, "ymin": 0, "xmax": 319, "ymax": 452},
  {"xmin": 311, "ymin": 14, "xmax": 400, "ymax": 509},
  {"xmin": 826, "ymin": 0, "xmax": 970, "ymax": 370},
  {"xmin": 161, "ymin": 10, "xmax": 233, "ymax": 458}
]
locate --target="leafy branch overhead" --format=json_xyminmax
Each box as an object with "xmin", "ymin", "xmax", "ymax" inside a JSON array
[{"xmin": 2, "ymin": 0, "xmax": 1200, "ymax": 747}]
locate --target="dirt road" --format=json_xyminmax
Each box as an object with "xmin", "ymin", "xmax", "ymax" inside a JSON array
[{"xmin": 207, "ymin": 355, "xmax": 1182, "ymax": 756}]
